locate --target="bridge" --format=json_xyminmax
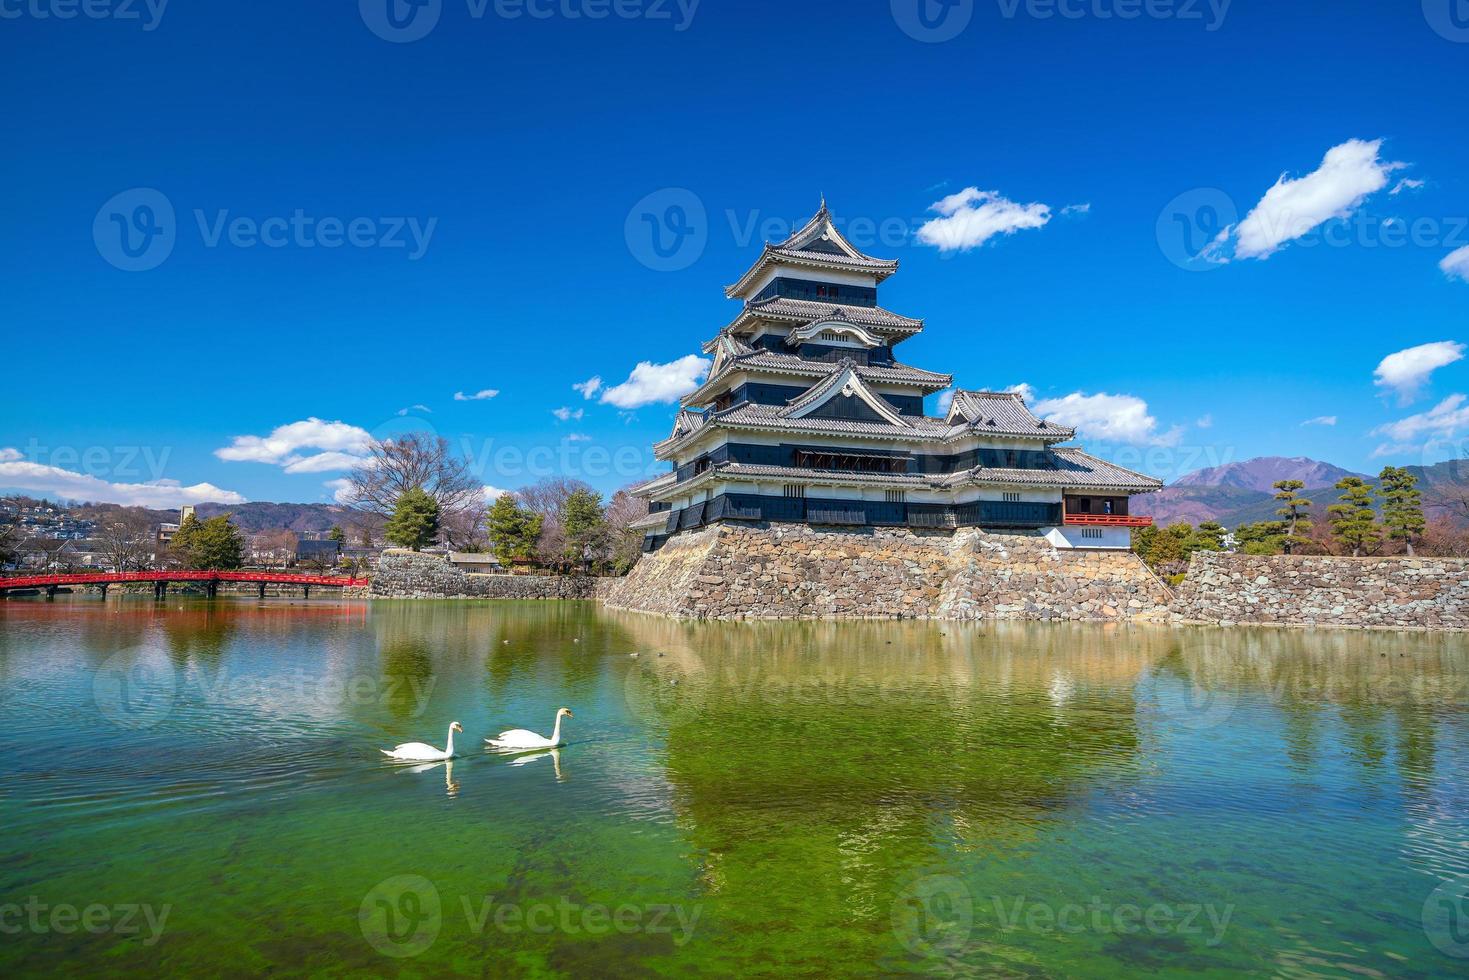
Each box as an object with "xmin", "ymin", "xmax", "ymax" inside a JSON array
[{"xmin": 0, "ymin": 570, "xmax": 370, "ymax": 600}]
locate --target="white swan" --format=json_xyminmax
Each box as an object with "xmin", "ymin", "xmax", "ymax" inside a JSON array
[
  {"xmin": 382, "ymin": 722, "xmax": 462, "ymax": 762},
  {"xmin": 486, "ymin": 708, "xmax": 572, "ymax": 750}
]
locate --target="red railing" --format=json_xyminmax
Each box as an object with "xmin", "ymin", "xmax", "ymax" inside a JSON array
[
  {"xmin": 1063, "ymin": 514, "xmax": 1153, "ymax": 528},
  {"xmin": 0, "ymin": 570, "xmax": 369, "ymax": 590}
]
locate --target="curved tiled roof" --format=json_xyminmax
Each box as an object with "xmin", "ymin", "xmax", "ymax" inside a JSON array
[
  {"xmin": 725, "ymin": 204, "xmax": 899, "ymax": 297},
  {"xmin": 944, "ymin": 390, "xmax": 1075, "ymax": 441},
  {"xmin": 722, "ymin": 297, "xmax": 924, "ymax": 338}
]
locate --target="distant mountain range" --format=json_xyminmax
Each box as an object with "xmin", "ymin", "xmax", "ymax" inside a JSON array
[
  {"xmin": 1137, "ymin": 456, "xmax": 1469, "ymax": 528},
  {"xmin": 75, "ymin": 501, "xmax": 357, "ymax": 535}
]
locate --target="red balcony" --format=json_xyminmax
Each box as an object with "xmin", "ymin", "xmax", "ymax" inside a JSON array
[{"xmin": 1063, "ymin": 513, "xmax": 1154, "ymax": 528}]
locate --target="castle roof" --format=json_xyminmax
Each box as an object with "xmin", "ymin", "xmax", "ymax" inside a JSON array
[
  {"xmin": 715, "ymin": 297, "xmax": 924, "ymax": 342},
  {"xmin": 724, "ymin": 203, "xmax": 899, "ymax": 299},
  {"xmin": 944, "ymin": 390, "xmax": 1075, "ymax": 440}
]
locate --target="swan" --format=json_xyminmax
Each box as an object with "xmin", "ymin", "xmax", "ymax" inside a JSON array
[
  {"xmin": 486, "ymin": 708, "xmax": 572, "ymax": 750},
  {"xmin": 382, "ymin": 722, "xmax": 462, "ymax": 762}
]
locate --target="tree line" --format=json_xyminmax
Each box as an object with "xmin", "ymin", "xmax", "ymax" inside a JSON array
[{"xmin": 1134, "ymin": 467, "xmax": 1447, "ymax": 578}]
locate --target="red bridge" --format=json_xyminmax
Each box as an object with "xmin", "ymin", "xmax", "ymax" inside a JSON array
[{"xmin": 0, "ymin": 570, "xmax": 370, "ymax": 599}]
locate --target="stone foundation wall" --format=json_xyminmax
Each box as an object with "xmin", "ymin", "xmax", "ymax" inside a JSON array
[
  {"xmin": 599, "ymin": 523, "xmax": 1171, "ymax": 622},
  {"xmin": 370, "ymin": 550, "xmax": 598, "ymax": 600},
  {"xmin": 1172, "ymin": 552, "xmax": 1469, "ymax": 631}
]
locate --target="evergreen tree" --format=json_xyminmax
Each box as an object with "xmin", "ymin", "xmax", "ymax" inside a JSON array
[
  {"xmin": 562, "ymin": 489, "xmax": 607, "ymax": 569},
  {"xmin": 328, "ymin": 525, "xmax": 346, "ymax": 544},
  {"xmin": 1191, "ymin": 521, "xmax": 1226, "ymax": 552},
  {"xmin": 1234, "ymin": 521, "xmax": 1287, "ymax": 555},
  {"xmin": 384, "ymin": 487, "xmax": 440, "ymax": 552},
  {"xmin": 1329, "ymin": 476, "xmax": 1380, "ymax": 557},
  {"xmin": 1378, "ymin": 466, "xmax": 1425, "ymax": 556},
  {"xmin": 486, "ymin": 494, "xmax": 543, "ymax": 567},
  {"xmin": 174, "ymin": 514, "xmax": 245, "ymax": 569},
  {"xmin": 1273, "ymin": 479, "xmax": 1313, "ymax": 555}
]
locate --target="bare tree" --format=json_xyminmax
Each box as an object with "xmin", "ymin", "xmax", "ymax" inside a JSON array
[
  {"xmin": 519, "ymin": 477, "xmax": 596, "ymax": 570},
  {"xmin": 343, "ymin": 433, "xmax": 485, "ymax": 537},
  {"xmin": 0, "ymin": 508, "xmax": 18, "ymax": 569},
  {"xmin": 604, "ymin": 487, "xmax": 650, "ymax": 574},
  {"xmin": 254, "ymin": 528, "xmax": 299, "ymax": 568},
  {"xmin": 93, "ymin": 508, "xmax": 156, "ymax": 572}
]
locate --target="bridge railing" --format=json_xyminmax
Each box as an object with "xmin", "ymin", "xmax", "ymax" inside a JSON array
[{"xmin": 0, "ymin": 570, "xmax": 370, "ymax": 590}]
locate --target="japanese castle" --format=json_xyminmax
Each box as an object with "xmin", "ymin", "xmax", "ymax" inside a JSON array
[{"xmin": 631, "ymin": 202, "xmax": 1161, "ymax": 552}]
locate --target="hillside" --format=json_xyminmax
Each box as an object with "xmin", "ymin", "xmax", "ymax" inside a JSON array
[{"xmin": 1137, "ymin": 456, "xmax": 1469, "ymax": 529}]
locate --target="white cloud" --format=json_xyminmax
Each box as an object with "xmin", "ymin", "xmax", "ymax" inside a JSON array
[
  {"xmin": 281, "ymin": 451, "xmax": 370, "ymax": 474},
  {"xmin": 216, "ymin": 418, "xmax": 373, "ymax": 467},
  {"xmin": 1005, "ymin": 382, "xmax": 1036, "ymax": 403},
  {"xmin": 454, "ymin": 389, "xmax": 499, "ymax": 402},
  {"xmin": 1390, "ymin": 178, "xmax": 1425, "ymax": 195},
  {"xmin": 1371, "ymin": 393, "xmax": 1469, "ymax": 445},
  {"xmin": 1031, "ymin": 392, "xmax": 1181, "ymax": 446},
  {"xmin": 599, "ymin": 355, "xmax": 711, "ymax": 409},
  {"xmin": 1060, "ymin": 203, "xmax": 1091, "ymax": 216},
  {"xmin": 565, "ymin": 433, "xmax": 593, "ymax": 442},
  {"xmin": 1214, "ymin": 138, "xmax": 1406, "ymax": 261},
  {"xmin": 1441, "ymin": 246, "xmax": 1469, "ymax": 283},
  {"xmin": 552, "ymin": 407, "xmax": 585, "ymax": 422},
  {"xmin": 573, "ymin": 377, "xmax": 603, "ymax": 400},
  {"xmin": 1373, "ymin": 340, "xmax": 1464, "ymax": 404},
  {"xmin": 483, "ymin": 486, "xmax": 509, "ymax": 502},
  {"xmin": 0, "ymin": 454, "xmax": 245, "ymax": 507},
  {"xmin": 397, "ymin": 404, "xmax": 432, "ymax": 416},
  {"xmin": 1195, "ymin": 414, "xmax": 1214, "ymax": 429},
  {"xmin": 324, "ymin": 478, "xmax": 354, "ymax": 504},
  {"xmin": 1301, "ymin": 416, "xmax": 1338, "ymax": 427},
  {"xmin": 915, "ymin": 187, "xmax": 1052, "ymax": 252},
  {"xmin": 935, "ymin": 389, "xmax": 956, "ymax": 415}
]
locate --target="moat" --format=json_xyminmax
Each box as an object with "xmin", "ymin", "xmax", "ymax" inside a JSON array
[{"xmin": 2, "ymin": 599, "xmax": 1467, "ymax": 976}]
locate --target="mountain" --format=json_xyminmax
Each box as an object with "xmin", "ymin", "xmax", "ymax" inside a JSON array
[
  {"xmin": 73, "ymin": 500, "xmax": 356, "ymax": 535},
  {"xmin": 1137, "ymin": 456, "xmax": 1369, "ymax": 528},
  {"xmin": 1171, "ymin": 457, "xmax": 1366, "ymax": 494},
  {"xmin": 1138, "ymin": 455, "xmax": 1469, "ymax": 529}
]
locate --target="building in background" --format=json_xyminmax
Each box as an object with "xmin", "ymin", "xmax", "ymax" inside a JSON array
[{"xmin": 632, "ymin": 202, "xmax": 1161, "ymax": 552}]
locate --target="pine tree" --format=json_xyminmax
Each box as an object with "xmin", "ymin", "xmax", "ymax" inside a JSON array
[
  {"xmin": 1234, "ymin": 520, "xmax": 1286, "ymax": 555},
  {"xmin": 384, "ymin": 487, "xmax": 440, "ymax": 552},
  {"xmin": 486, "ymin": 494, "xmax": 543, "ymax": 567},
  {"xmin": 173, "ymin": 514, "xmax": 245, "ymax": 569},
  {"xmin": 1379, "ymin": 466, "xmax": 1425, "ymax": 556},
  {"xmin": 1191, "ymin": 521, "xmax": 1226, "ymax": 552},
  {"xmin": 328, "ymin": 525, "xmax": 346, "ymax": 544},
  {"xmin": 562, "ymin": 489, "xmax": 607, "ymax": 570},
  {"xmin": 1273, "ymin": 479, "xmax": 1313, "ymax": 555},
  {"xmin": 1328, "ymin": 477, "xmax": 1380, "ymax": 557}
]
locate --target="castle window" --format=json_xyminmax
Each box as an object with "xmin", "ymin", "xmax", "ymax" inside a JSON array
[
  {"xmin": 783, "ymin": 484, "xmax": 806, "ymax": 499},
  {"xmin": 1003, "ymin": 492, "xmax": 1021, "ymax": 503},
  {"xmin": 885, "ymin": 490, "xmax": 906, "ymax": 503}
]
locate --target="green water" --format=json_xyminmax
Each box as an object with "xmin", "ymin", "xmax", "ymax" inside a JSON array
[{"xmin": 2, "ymin": 599, "xmax": 1468, "ymax": 978}]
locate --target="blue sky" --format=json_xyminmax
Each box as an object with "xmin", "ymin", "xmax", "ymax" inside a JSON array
[{"xmin": 2, "ymin": 0, "xmax": 1468, "ymax": 507}]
